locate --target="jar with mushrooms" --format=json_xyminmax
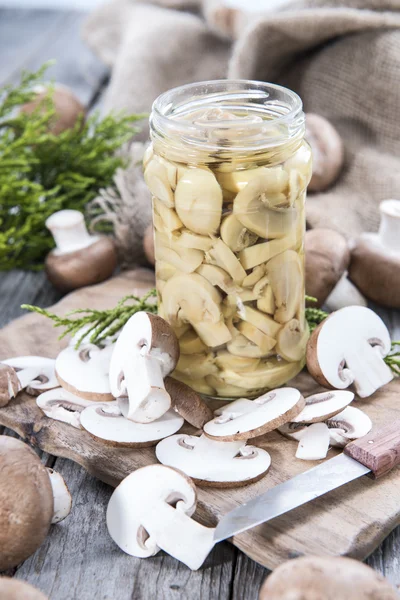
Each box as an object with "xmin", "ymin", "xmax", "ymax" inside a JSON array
[{"xmin": 146, "ymin": 81, "xmax": 312, "ymax": 399}]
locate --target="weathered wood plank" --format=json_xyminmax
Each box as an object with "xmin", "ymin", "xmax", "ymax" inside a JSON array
[
  {"xmin": 15, "ymin": 457, "xmax": 236, "ymax": 600},
  {"xmin": 0, "ymin": 8, "xmax": 107, "ymax": 106}
]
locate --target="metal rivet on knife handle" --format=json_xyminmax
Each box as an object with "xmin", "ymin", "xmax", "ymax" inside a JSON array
[{"xmin": 344, "ymin": 421, "xmax": 400, "ymax": 479}]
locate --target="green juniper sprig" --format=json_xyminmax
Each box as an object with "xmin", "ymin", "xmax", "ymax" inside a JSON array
[
  {"xmin": 0, "ymin": 64, "xmax": 144, "ymax": 270},
  {"xmin": 22, "ymin": 289, "xmax": 157, "ymax": 349},
  {"xmin": 305, "ymin": 296, "xmax": 329, "ymax": 332},
  {"xmin": 384, "ymin": 342, "xmax": 400, "ymax": 376}
]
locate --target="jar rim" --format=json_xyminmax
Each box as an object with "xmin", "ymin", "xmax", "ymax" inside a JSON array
[{"xmin": 150, "ymin": 79, "xmax": 305, "ymax": 158}]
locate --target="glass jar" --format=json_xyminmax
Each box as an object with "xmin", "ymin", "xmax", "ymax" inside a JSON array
[{"xmin": 145, "ymin": 80, "xmax": 312, "ymax": 399}]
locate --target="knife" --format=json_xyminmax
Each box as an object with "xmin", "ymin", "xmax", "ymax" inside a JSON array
[{"xmin": 213, "ymin": 420, "xmax": 400, "ymax": 543}]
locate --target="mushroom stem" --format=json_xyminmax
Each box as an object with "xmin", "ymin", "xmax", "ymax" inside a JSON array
[
  {"xmin": 46, "ymin": 468, "xmax": 72, "ymax": 524},
  {"xmin": 378, "ymin": 199, "xmax": 400, "ymax": 253},
  {"xmin": 46, "ymin": 210, "xmax": 95, "ymax": 254}
]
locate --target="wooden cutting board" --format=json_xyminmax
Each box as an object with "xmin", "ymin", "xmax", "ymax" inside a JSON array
[{"xmin": 1, "ymin": 268, "xmax": 400, "ymax": 570}]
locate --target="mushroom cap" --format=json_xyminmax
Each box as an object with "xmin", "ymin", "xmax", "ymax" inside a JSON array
[
  {"xmin": 259, "ymin": 555, "xmax": 399, "ymax": 600},
  {"xmin": 80, "ymin": 402, "xmax": 183, "ymax": 447},
  {"xmin": 55, "ymin": 343, "xmax": 114, "ymax": 401},
  {"xmin": 306, "ymin": 113, "xmax": 344, "ymax": 193},
  {"xmin": 45, "ymin": 236, "xmax": 117, "ymax": 292},
  {"xmin": 107, "ymin": 464, "xmax": 197, "ymax": 558},
  {"xmin": 22, "ymin": 84, "xmax": 85, "ymax": 135},
  {"xmin": 0, "ymin": 577, "xmax": 48, "ymax": 600},
  {"xmin": 326, "ymin": 406, "xmax": 372, "ymax": 447},
  {"xmin": 156, "ymin": 434, "xmax": 271, "ymax": 487},
  {"xmin": 109, "ymin": 311, "xmax": 180, "ymax": 398},
  {"xmin": 305, "ymin": 228, "xmax": 350, "ymax": 307},
  {"xmin": 292, "ymin": 390, "xmax": 354, "ymax": 424},
  {"xmin": 0, "ymin": 364, "xmax": 20, "ymax": 407},
  {"xmin": 164, "ymin": 377, "xmax": 213, "ymax": 429},
  {"xmin": 349, "ymin": 234, "xmax": 400, "ymax": 309},
  {"xmin": 203, "ymin": 388, "xmax": 305, "ymax": 441},
  {"xmin": 36, "ymin": 387, "xmax": 96, "ymax": 429},
  {"xmin": 0, "ymin": 436, "xmax": 54, "ymax": 570},
  {"xmin": 2, "ymin": 356, "xmax": 57, "ymax": 396}
]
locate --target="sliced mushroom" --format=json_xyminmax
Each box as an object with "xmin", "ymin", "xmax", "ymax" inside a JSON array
[
  {"xmin": 155, "ymin": 237, "xmax": 204, "ymax": 273},
  {"xmin": 326, "ymin": 406, "xmax": 372, "ymax": 447},
  {"xmin": 0, "ymin": 364, "xmax": 21, "ymax": 406},
  {"xmin": 174, "ymin": 168, "xmax": 223, "ymax": 235},
  {"xmin": 144, "ymin": 157, "xmax": 175, "ymax": 207},
  {"xmin": 178, "ymin": 329, "xmax": 207, "ymax": 355},
  {"xmin": 204, "ymin": 388, "xmax": 304, "ymax": 441},
  {"xmin": 164, "ymin": 377, "xmax": 212, "ymax": 428},
  {"xmin": 237, "ymin": 305, "xmax": 281, "ymax": 338},
  {"xmin": 215, "ymin": 350, "xmax": 260, "ymax": 372},
  {"xmin": 173, "ymin": 372, "xmax": 216, "ymax": 396},
  {"xmin": 242, "ymin": 264, "xmax": 265, "ymax": 288},
  {"xmin": 205, "ymin": 374, "xmax": 253, "ymax": 398},
  {"xmin": 1, "ymin": 356, "xmax": 58, "ymax": 399},
  {"xmin": 156, "ymin": 433, "xmax": 271, "ymax": 487},
  {"xmin": 220, "ymin": 214, "xmax": 258, "ymax": 252},
  {"xmin": 175, "ymin": 353, "xmax": 217, "ymax": 379},
  {"xmin": 109, "ymin": 312, "xmax": 179, "ymax": 423},
  {"xmin": 292, "ymin": 390, "xmax": 354, "ymax": 424},
  {"xmin": 193, "ymin": 319, "xmax": 232, "ymax": 347},
  {"xmin": 217, "ymin": 357, "xmax": 304, "ymax": 390},
  {"xmin": 56, "ymin": 343, "xmax": 114, "ymax": 401},
  {"xmin": 239, "ymin": 233, "xmax": 296, "ymax": 270},
  {"xmin": 162, "ymin": 273, "xmax": 222, "ymax": 327},
  {"xmin": 267, "ymin": 250, "xmax": 303, "ymax": 323},
  {"xmin": 216, "ymin": 166, "xmax": 273, "ymax": 193},
  {"xmin": 153, "ymin": 197, "xmax": 183, "ymax": 232},
  {"xmin": 230, "ymin": 166, "xmax": 289, "ymax": 206},
  {"xmin": 306, "ymin": 306, "xmax": 393, "ymax": 398},
  {"xmin": 106, "ymin": 464, "xmax": 215, "ymax": 570},
  {"xmin": 196, "ymin": 264, "xmax": 237, "ymax": 295},
  {"xmin": 36, "ymin": 387, "xmax": 96, "ymax": 429},
  {"xmin": 176, "ymin": 229, "xmax": 213, "ymax": 251},
  {"xmin": 142, "ymin": 143, "xmax": 154, "ymax": 169},
  {"xmin": 295, "ymin": 422, "xmax": 330, "ymax": 460},
  {"xmin": 47, "ymin": 468, "xmax": 72, "ymax": 524},
  {"xmin": 81, "ymin": 402, "xmax": 183, "ymax": 446},
  {"xmin": 0, "ymin": 436, "xmax": 71, "ymax": 571},
  {"xmin": 156, "ymin": 260, "xmax": 177, "ymax": 282},
  {"xmin": 276, "ymin": 319, "xmax": 309, "ymax": 362},
  {"xmin": 257, "ymin": 286, "xmax": 276, "ymax": 315},
  {"xmin": 227, "ymin": 334, "xmax": 274, "ymax": 359},
  {"xmin": 206, "ymin": 238, "xmax": 246, "ymax": 285},
  {"xmin": 237, "ymin": 321, "xmax": 276, "ymax": 355}
]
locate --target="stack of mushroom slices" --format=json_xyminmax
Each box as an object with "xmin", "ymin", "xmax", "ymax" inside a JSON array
[
  {"xmin": 156, "ymin": 387, "xmax": 305, "ymax": 487},
  {"xmin": 34, "ymin": 312, "xmax": 212, "ymax": 448},
  {"xmin": 278, "ymin": 391, "xmax": 372, "ymax": 460}
]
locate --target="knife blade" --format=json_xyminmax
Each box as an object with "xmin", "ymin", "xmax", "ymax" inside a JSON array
[{"xmin": 213, "ymin": 419, "xmax": 400, "ymax": 543}]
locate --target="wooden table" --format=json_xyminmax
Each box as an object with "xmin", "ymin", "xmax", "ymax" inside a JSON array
[{"xmin": 1, "ymin": 8, "xmax": 399, "ymax": 598}]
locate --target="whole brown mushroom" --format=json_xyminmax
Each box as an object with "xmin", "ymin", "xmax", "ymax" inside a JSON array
[
  {"xmin": 259, "ymin": 556, "xmax": 399, "ymax": 600},
  {"xmin": 306, "ymin": 113, "xmax": 344, "ymax": 193},
  {"xmin": 349, "ymin": 199, "xmax": 400, "ymax": 308},
  {"xmin": 0, "ymin": 578, "xmax": 48, "ymax": 600},
  {"xmin": 305, "ymin": 228, "xmax": 350, "ymax": 307},
  {"xmin": 22, "ymin": 84, "xmax": 85, "ymax": 135},
  {"xmin": 0, "ymin": 436, "xmax": 71, "ymax": 571},
  {"xmin": 143, "ymin": 224, "xmax": 155, "ymax": 266},
  {"xmin": 45, "ymin": 209, "xmax": 117, "ymax": 292}
]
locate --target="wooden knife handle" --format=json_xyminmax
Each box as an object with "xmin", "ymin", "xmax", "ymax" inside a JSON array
[{"xmin": 344, "ymin": 421, "xmax": 400, "ymax": 479}]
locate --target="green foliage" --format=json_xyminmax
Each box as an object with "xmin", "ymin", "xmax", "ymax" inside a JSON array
[
  {"xmin": 305, "ymin": 296, "xmax": 329, "ymax": 332},
  {"xmin": 22, "ymin": 289, "xmax": 158, "ymax": 349},
  {"xmin": 0, "ymin": 63, "xmax": 144, "ymax": 270}
]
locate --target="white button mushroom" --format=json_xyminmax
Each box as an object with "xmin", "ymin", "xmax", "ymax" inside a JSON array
[
  {"xmin": 156, "ymin": 432, "xmax": 271, "ymax": 487},
  {"xmin": 45, "ymin": 209, "xmax": 117, "ymax": 292},
  {"xmin": 1, "ymin": 356, "xmax": 58, "ymax": 403},
  {"xmin": 109, "ymin": 312, "xmax": 180, "ymax": 423},
  {"xmin": 0, "ymin": 436, "xmax": 71, "ymax": 571},
  {"xmin": 203, "ymin": 388, "xmax": 305, "ymax": 442},
  {"xmin": 306, "ymin": 306, "xmax": 393, "ymax": 398},
  {"xmin": 292, "ymin": 390, "xmax": 354, "ymax": 424},
  {"xmin": 36, "ymin": 387, "xmax": 99, "ymax": 429},
  {"xmin": 106, "ymin": 464, "xmax": 215, "ymax": 570}
]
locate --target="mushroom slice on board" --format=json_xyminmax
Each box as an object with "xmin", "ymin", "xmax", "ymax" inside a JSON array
[
  {"xmin": 0, "ymin": 436, "xmax": 71, "ymax": 571},
  {"xmin": 109, "ymin": 312, "xmax": 179, "ymax": 424},
  {"xmin": 306, "ymin": 306, "xmax": 393, "ymax": 398},
  {"xmin": 156, "ymin": 433, "xmax": 271, "ymax": 488},
  {"xmin": 106, "ymin": 464, "xmax": 215, "ymax": 570},
  {"xmin": 164, "ymin": 377, "xmax": 213, "ymax": 429},
  {"xmin": 292, "ymin": 390, "xmax": 354, "ymax": 424},
  {"xmin": 80, "ymin": 402, "xmax": 183, "ymax": 447},
  {"xmin": 203, "ymin": 388, "xmax": 305, "ymax": 442},
  {"xmin": 56, "ymin": 342, "xmax": 114, "ymax": 401},
  {"xmin": 36, "ymin": 387, "xmax": 97, "ymax": 429},
  {"xmin": 295, "ymin": 422, "xmax": 330, "ymax": 460},
  {"xmin": 326, "ymin": 406, "xmax": 372, "ymax": 447},
  {"xmin": 1, "ymin": 356, "xmax": 57, "ymax": 400}
]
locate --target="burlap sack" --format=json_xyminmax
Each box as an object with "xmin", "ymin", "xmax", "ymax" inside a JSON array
[{"xmin": 84, "ymin": 0, "xmax": 400, "ymax": 265}]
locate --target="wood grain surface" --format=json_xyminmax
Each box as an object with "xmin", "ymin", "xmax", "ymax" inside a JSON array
[{"xmin": 1, "ymin": 269, "xmax": 400, "ymax": 573}]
